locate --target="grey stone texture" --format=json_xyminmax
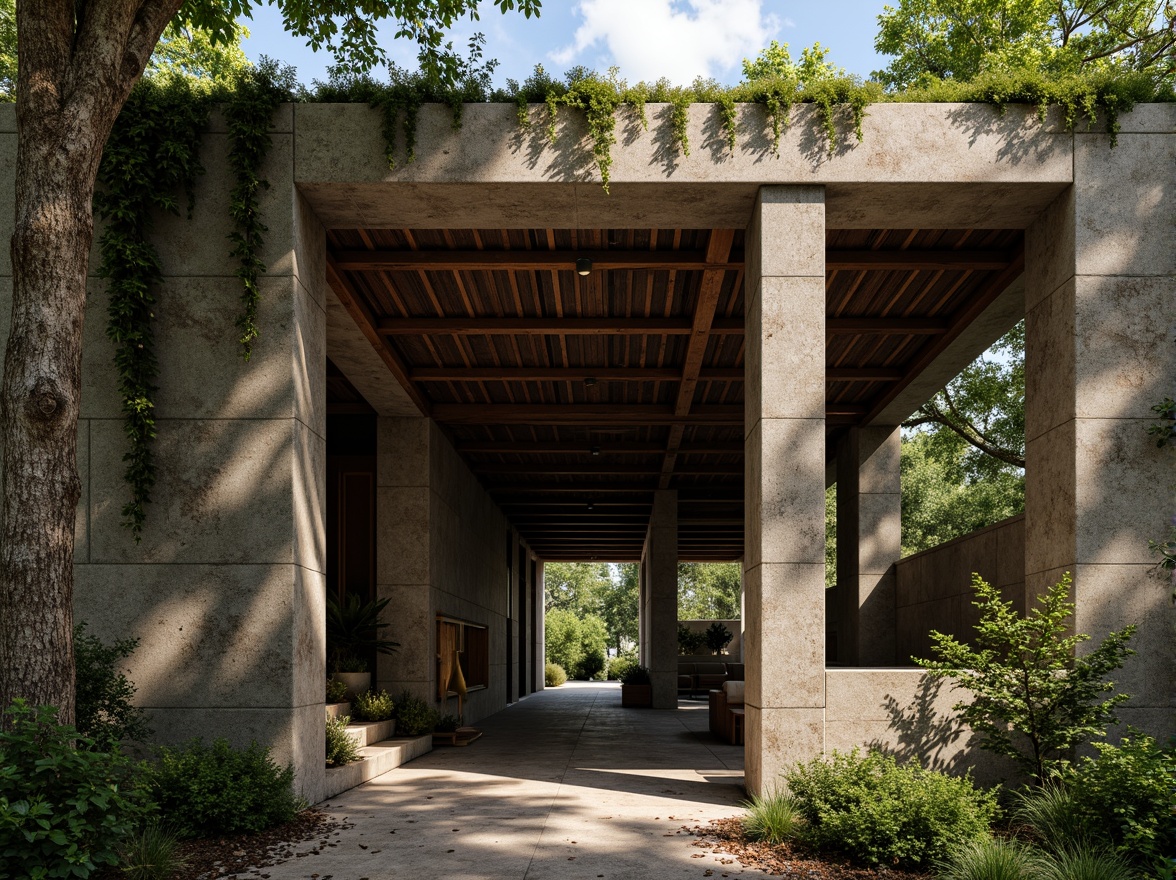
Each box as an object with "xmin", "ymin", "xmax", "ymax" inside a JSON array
[
  {"xmin": 895, "ymin": 515, "xmax": 1026, "ymax": 663},
  {"xmin": 374, "ymin": 415, "xmax": 522, "ymax": 722},
  {"xmin": 642, "ymin": 490, "xmax": 679, "ymax": 709},
  {"xmin": 743, "ymin": 186, "xmax": 827, "ymax": 792},
  {"xmin": 1024, "ymin": 129, "xmax": 1176, "ymax": 733}
]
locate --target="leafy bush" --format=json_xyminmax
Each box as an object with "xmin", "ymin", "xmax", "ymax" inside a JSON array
[
  {"xmin": 74, "ymin": 622, "xmax": 151, "ymax": 749},
  {"xmin": 435, "ymin": 714, "xmax": 460, "ymax": 733},
  {"xmin": 0, "ymin": 700, "xmax": 153, "ymax": 879},
  {"xmin": 325, "ymin": 715, "xmax": 360, "ymax": 767},
  {"xmin": 677, "ymin": 624, "xmax": 707, "ymax": 655},
  {"xmin": 785, "ymin": 748, "xmax": 998, "ymax": 867},
  {"xmin": 1064, "ymin": 731, "xmax": 1176, "ymax": 870},
  {"xmin": 917, "ymin": 573, "xmax": 1135, "ymax": 784},
  {"xmin": 607, "ymin": 655, "xmax": 634, "ymax": 681},
  {"xmin": 352, "ymin": 689, "xmax": 394, "ymax": 722},
  {"xmin": 545, "ymin": 662, "xmax": 567, "ymax": 687},
  {"xmin": 705, "ymin": 621, "xmax": 733, "ymax": 654},
  {"xmin": 118, "ymin": 822, "xmax": 188, "ymax": 880},
  {"xmin": 620, "ymin": 665, "xmax": 651, "ymax": 686},
  {"xmin": 742, "ymin": 790, "xmax": 802, "ymax": 844},
  {"xmin": 545, "ymin": 609, "xmax": 607, "ymax": 679},
  {"xmin": 149, "ymin": 738, "xmax": 297, "ymax": 837},
  {"xmin": 394, "ymin": 692, "xmax": 437, "ymax": 736},
  {"xmin": 326, "ymin": 592, "xmax": 399, "ymax": 672},
  {"xmin": 325, "ymin": 677, "xmax": 349, "ymax": 704},
  {"xmin": 936, "ymin": 837, "xmax": 1038, "ymax": 880}
]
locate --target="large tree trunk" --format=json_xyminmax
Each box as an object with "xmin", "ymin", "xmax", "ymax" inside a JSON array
[{"xmin": 0, "ymin": 1, "xmax": 181, "ymax": 725}]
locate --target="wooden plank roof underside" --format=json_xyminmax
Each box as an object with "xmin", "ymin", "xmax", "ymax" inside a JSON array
[{"xmin": 326, "ymin": 226, "xmax": 1024, "ymax": 562}]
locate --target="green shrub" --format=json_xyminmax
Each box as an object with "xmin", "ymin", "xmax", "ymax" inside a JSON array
[
  {"xmin": 545, "ymin": 609, "xmax": 607, "ymax": 679},
  {"xmin": 435, "ymin": 714, "xmax": 460, "ymax": 733},
  {"xmin": 785, "ymin": 748, "xmax": 998, "ymax": 868},
  {"xmin": 575, "ymin": 651, "xmax": 606, "ymax": 681},
  {"xmin": 705, "ymin": 621, "xmax": 733, "ymax": 654},
  {"xmin": 352, "ymin": 688, "xmax": 394, "ymax": 722},
  {"xmin": 742, "ymin": 790, "xmax": 802, "ymax": 844},
  {"xmin": 607, "ymin": 655, "xmax": 634, "ymax": 681},
  {"xmin": 0, "ymin": 700, "xmax": 153, "ymax": 879},
  {"xmin": 545, "ymin": 662, "xmax": 567, "ymax": 687},
  {"xmin": 620, "ymin": 665, "xmax": 651, "ymax": 686},
  {"xmin": 118, "ymin": 822, "xmax": 188, "ymax": 880},
  {"xmin": 394, "ymin": 692, "xmax": 437, "ymax": 736},
  {"xmin": 325, "ymin": 677, "xmax": 348, "ymax": 704},
  {"xmin": 74, "ymin": 622, "xmax": 151, "ymax": 749},
  {"xmin": 1065, "ymin": 731, "xmax": 1176, "ymax": 870},
  {"xmin": 149, "ymin": 738, "xmax": 297, "ymax": 837},
  {"xmin": 677, "ymin": 624, "xmax": 707, "ymax": 655},
  {"xmin": 936, "ymin": 837, "xmax": 1038, "ymax": 880},
  {"xmin": 325, "ymin": 715, "xmax": 360, "ymax": 767}
]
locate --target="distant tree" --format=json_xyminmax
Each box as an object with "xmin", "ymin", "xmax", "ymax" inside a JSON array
[
  {"xmin": 0, "ymin": 0, "xmax": 12, "ymax": 100},
  {"xmin": 904, "ymin": 322, "xmax": 1025, "ymax": 472},
  {"xmin": 874, "ymin": 0, "xmax": 1176, "ymax": 89},
  {"xmin": 741, "ymin": 39, "xmax": 845, "ymax": 83},
  {"xmin": 544, "ymin": 562, "xmax": 638, "ymax": 654},
  {"xmin": 599, "ymin": 563, "xmax": 639, "ymax": 653},
  {"xmin": 901, "ymin": 429, "xmax": 1024, "ymax": 555},
  {"xmin": 544, "ymin": 608, "xmax": 607, "ymax": 679},
  {"xmin": 677, "ymin": 563, "xmax": 741, "ymax": 619},
  {"xmin": 147, "ymin": 19, "xmax": 253, "ymax": 85}
]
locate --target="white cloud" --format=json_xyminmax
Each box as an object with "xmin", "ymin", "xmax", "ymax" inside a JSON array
[{"xmin": 550, "ymin": 0, "xmax": 785, "ymax": 84}]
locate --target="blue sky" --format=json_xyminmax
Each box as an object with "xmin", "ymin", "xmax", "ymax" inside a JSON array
[{"xmin": 238, "ymin": 1, "xmax": 892, "ymax": 88}]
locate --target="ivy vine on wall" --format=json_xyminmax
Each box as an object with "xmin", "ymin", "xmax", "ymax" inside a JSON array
[{"xmin": 95, "ymin": 64, "xmax": 293, "ymax": 538}]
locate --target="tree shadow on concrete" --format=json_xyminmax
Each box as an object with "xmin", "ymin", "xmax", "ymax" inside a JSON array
[{"xmin": 868, "ymin": 676, "xmax": 975, "ymax": 775}]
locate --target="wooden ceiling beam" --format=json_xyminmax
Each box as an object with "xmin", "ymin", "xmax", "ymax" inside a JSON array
[
  {"xmin": 431, "ymin": 404, "xmax": 744, "ymax": 425},
  {"xmin": 378, "ymin": 317, "xmax": 743, "ymax": 336},
  {"xmin": 334, "ymin": 248, "xmax": 742, "ymax": 272},
  {"xmin": 476, "ymin": 462, "xmax": 743, "ymax": 476},
  {"xmin": 826, "ymin": 249, "xmax": 1012, "ymax": 271},
  {"xmin": 661, "ymin": 229, "xmax": 736, "ymax": 490},
  {"xmin": 826, "ymin": 317, "xmax": 949, "ymax": 335},
  {"xmin": 325, "ymin": 256, "xmax": 431, "ymax": 415},
  {"xmin": 457, "ymin": 441, "xmax": 743, "ymax": 455},
  {"xmin": 411, "ymin": 366, "xmax": 744, "ymax": 382},
  {"xmin": 863, "ymin": 248, "xmax": 1026, "ymax": 424},
  {"xmin": 826, "ymin": 367, "xmax": 904, "ymax": 381}
]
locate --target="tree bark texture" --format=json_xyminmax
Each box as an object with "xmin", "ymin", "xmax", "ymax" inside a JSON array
[{"xmin": 0, "ymin": 1, "xmax": 180, "ymax": 725}]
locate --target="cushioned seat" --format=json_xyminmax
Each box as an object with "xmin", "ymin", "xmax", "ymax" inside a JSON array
[
  {"xmin": 677, "ymin": 662, "xmax": 696, "ymax": 692},
  {"xmin": 694, "ymin": 661, "xmax": 728, "ymax": 691}
]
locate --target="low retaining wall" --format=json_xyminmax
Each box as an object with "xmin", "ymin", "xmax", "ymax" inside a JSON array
[
  {"xmin": 894, "ymin": 515, "xmax": 1025, "ymax": 665},
  {"xmin": 824, "ymin": 668, "xmax": 1015, "ymax": 787}
]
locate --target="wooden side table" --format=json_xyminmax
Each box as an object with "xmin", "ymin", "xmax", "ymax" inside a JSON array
[{"xmin": 729, "ymin": 706, "xmax": 745, "ymax": 745}]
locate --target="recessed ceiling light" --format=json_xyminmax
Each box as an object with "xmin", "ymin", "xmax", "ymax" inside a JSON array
[{"xmin": 591, "ymin": 446, "xmax": 601, "ymax": 456}]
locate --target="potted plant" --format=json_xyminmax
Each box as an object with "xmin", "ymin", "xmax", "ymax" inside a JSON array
[
  {"xmin": 620, "ymin": 665, "xmax": 653, "ymax": 708},
  {"xmin": 705, "ymin": 621, "xmax": 733, "ymax": 656},
  {"xmin": 327, "ymin": 593, "xmax": 400, "ymax": 700}
]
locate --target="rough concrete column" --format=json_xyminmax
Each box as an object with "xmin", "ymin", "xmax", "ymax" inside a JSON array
[
  {"xmin": 1024, "ymin": 125, "xmax": 1175, "ymax": 737},
  {"xmin": 534, "ymin": 560, "xmax": 546, "ymax": 691},
  {"xmin": 375, "ymin": 417, "xmax": 433, "ymax": 702},
  {"xmin": 744, "ymin": 185, "xmax": 826, "ymax": 793},
  {"xmin": 643, "ymin": 490, "xmax": 678, "ymax": 708},
  {"xmin": 835, "ymin": 427, "xmax": 901, "ymax": 665}
]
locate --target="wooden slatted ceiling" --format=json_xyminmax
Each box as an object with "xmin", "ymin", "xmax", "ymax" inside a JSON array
[{"xmin": 326, "ymin": 226, "xmax": 1023, "ymax": 562}]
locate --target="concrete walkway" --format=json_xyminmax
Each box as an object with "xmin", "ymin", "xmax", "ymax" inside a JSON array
[{"xmin": 259, "ymin": 682, "xmax": 749, "ymax": 879}]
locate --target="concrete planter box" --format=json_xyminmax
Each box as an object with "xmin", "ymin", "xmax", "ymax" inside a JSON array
[
  {"xmin": 621, "ymin": 684, "xmax": 652, "ymax": 707},
  {"xmin": 331, "ymin": 672, "xmax": 370, "ymax": 702},
  {"xmin": 325, "ymin": 702, "xmax": 351, "ymax": 720}
]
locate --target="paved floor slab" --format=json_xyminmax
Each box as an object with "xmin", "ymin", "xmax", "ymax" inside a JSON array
[{"xmin": 254, "ymin": 681, "xmax": 748, "ymax": 879}]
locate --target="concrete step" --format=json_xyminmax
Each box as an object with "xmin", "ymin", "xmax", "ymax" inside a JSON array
[
  {"xmin": 342, "ymin": 718, "xmax": 395, "ymax": 748},
  {"xmin": 322, "ymin": 734, "xmax": 433, "ymax": 802},
  {"xmin": 325, "ymin": 702, "xmax": 351, "ymax": 720}
]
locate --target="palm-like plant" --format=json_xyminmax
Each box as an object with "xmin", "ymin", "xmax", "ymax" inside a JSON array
[{"xmin": 326, "ymin": 593, "xmax": 400, "ymax": 672}]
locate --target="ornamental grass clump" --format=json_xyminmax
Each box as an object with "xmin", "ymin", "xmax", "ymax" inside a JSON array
[
  {"xmin": 785, "ymin": 748, "xmax": 998, "ymax": 868},
  {"xmin": 935, "ymin": 837, "xmax": 1039, "ymax": 880},
  {"xmin": 742, "ymin": 790, "xmax": 803, "ymax": 845}
]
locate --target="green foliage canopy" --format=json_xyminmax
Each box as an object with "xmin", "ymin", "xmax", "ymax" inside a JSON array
[
  {"xmin": 875, "ymin": 0, "xmax": 1176, "ymax": 89},
  {"xmin": 677, "ymin": 562, "xmax": 742, "ymax": 620},
  {"xmin": 917, "ymin": 572, "xmax": 1136, "ymax": 784}
]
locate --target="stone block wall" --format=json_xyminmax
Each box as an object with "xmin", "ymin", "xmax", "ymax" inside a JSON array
[{"xmin": 894, "ymin": 515, "xmax": 1025, "ymax": 663}]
